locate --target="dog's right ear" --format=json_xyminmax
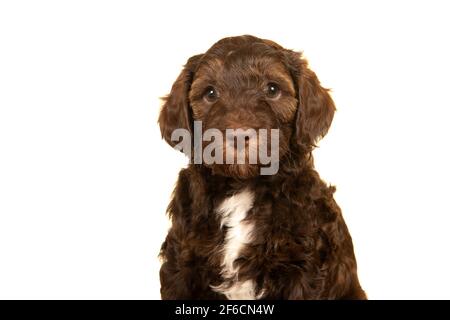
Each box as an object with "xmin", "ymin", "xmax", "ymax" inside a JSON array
[{"xmin": 158, "ymin": 54, "xmax": 203, "ymax": 147}]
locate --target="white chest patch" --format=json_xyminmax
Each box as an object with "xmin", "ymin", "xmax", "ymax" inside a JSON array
[{"xmin": 211, "ymin": 188, "xmax": 264, "ymax": 300}]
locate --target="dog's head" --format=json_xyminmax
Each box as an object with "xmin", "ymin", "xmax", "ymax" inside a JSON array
[{"xmin": 159, "ymin": 35, "xmax": 335, "ymax": 178}]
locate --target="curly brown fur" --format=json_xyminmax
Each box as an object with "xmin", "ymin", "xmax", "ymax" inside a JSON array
[{"xmin": 158, "ymin": 35, "xmax": 366, "ymax": 300}]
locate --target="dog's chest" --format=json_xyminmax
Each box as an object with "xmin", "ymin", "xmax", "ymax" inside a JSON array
[{"xmin": 211, "ymin": 188, "xmax": 263, "ymax": 300}]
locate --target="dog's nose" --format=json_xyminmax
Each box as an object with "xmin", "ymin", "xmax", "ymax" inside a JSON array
[{"xmin": 225, "ymin": 128, "xmax": 257, "ymax": 145}]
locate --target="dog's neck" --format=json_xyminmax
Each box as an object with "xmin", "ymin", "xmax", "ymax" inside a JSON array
[{"xmin": 196, "ymin": 150, "xmax": 315, "ymax": 195}]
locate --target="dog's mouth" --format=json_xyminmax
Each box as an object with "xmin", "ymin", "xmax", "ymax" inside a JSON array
[
  {"xmin": 224, "ymin": 135, "xmax": 259, "ymax": 164},
  {"xmin": 207, "ymin": 162, "xmax": 261, "ymax": 179},
  {"xmin": 171, "ymin": 121, "xmax": 282, "ymax": 176},
  {"xmin": 201, "ymin": 128, "xmax": 281, "ymax": 177}
]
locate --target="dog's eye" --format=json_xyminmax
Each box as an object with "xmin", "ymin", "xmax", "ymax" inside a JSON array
[
  {"xmin": 266, "ymin": 83, "xmax": 281, "ymax": 99},
  {"xmin": 203, "ymin": 86, "xmax": 218, "ymax": 103}
]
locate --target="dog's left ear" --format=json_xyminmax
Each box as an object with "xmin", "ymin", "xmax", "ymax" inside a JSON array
[
  {"xmin": 158, "ymin": 54, "xmax": 203, "ymax": 148},
  {"xmin": 286, "ymin": 51, "xmax": 336, "ymax": 148}
]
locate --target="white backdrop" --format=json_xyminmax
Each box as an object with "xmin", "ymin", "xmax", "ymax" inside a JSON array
[{"xmin": 1, "ymin": 0, "xmax": 449, "ymax": 299}]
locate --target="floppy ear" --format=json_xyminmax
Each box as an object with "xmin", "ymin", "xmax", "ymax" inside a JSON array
[
  {"xmin": 158, "ymin": 54, "xmax": 203, "ymax": 147},
  {"xmin": 287, "ymin": 52, "xmax": 336, "ymax": 148}
]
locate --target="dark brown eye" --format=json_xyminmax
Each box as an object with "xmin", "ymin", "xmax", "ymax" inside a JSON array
[
  {"xmin": 266, "ymin": 83, "xmax": 281, "ymax": 99},
  {"xmin": 203, "ymin": 86, "xmax": 218, "ymax": 103}
]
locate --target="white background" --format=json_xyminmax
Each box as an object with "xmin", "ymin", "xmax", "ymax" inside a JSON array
[{"xmin": 1, "ymin": 0, "xmax": 449, "ymax": 299}]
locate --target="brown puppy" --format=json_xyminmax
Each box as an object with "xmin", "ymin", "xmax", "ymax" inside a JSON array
[{"xmin": 158, "ymin": 35, "xmax": 366, "ymax": 300}]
